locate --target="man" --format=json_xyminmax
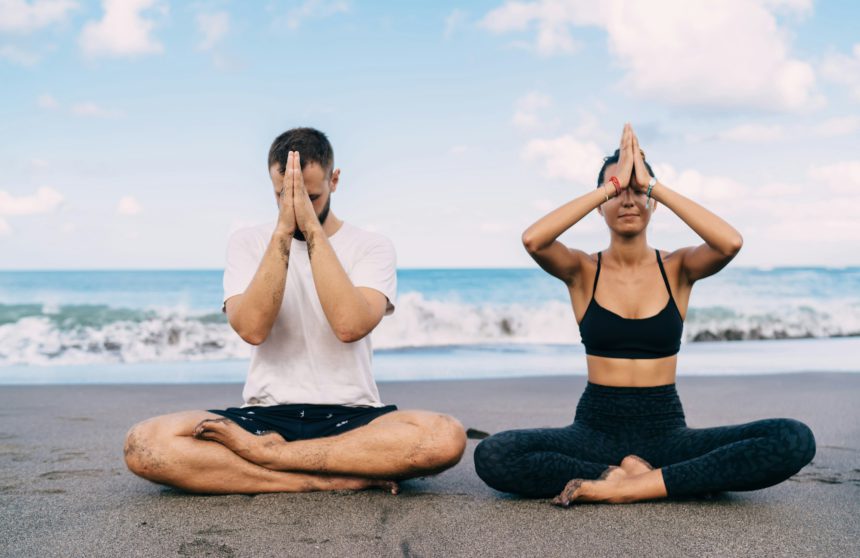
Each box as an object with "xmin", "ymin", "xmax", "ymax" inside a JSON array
[{"xmin": 124, "ymin": 128, "xmax": 466, "ymax": 494}]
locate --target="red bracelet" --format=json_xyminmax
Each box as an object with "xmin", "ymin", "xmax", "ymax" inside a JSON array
[{"xmin": 608, "ymin": 176, "xmax": 621, "ymax": 196}]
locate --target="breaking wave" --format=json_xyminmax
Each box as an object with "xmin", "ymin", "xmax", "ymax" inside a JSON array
[{"xmin": 2, "ymin": 293, "xmax": 859, "ymax": 366}]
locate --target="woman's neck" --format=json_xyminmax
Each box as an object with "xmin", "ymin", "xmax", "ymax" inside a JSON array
[{"xmin": 606, "ymin": 233, "xmax": 652, "ymax": 268}]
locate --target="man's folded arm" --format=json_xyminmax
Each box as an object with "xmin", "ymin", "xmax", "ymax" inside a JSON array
[
  {"xmin": 306, "ymin": 227, "xmax": 396, "ymax": 343},
  {"xmin": 224, "ymin": 229, "xmax": 293, "ymax": 346}
]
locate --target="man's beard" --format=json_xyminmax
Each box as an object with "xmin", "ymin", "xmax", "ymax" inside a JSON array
[{"xmin": 293, "ymin": 196, "xmax": 331, "ymax": 242}]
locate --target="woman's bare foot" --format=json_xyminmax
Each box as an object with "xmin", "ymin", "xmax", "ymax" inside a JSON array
[
  {"xmin": 192, "ymin": 417, "xmax": 282, "ymax": 468},
  {"xmin": 598, "ymin": 465, "xmax": 627, "ymax": 482},
  {"xmin": 594, "ymin": 455, "xmax": 654, "ymax": 484},
  {"xmin": 552, "ymin": 462, "xmax": 666, "ymax": 507},
  {"xmin": 552, "ymin": 478, "xmax": 632, "ymax": 507},
  {"xmin": 619, "ymin": 455, "xmax": 654, "ymax": 476}
]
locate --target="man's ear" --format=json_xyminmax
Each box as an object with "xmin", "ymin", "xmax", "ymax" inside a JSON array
[{"xmin": 330, "ymin": 168, "xmax": 341, "ymax": 193}]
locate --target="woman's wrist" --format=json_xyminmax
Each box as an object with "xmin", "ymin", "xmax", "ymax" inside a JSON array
[
  {"xmin": 600, "ymin": 182, "xmax": 614, "ymax": 202},
  {"xmin": 649, "ymin": 180, "xmax": 666, "ymax": 201}
]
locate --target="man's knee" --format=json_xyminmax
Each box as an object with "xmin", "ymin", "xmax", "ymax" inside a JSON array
[
  {"xmin": 124, "ymin": 419, "xmax": 169, "ymax": 481},
  {"xmin": 411, "ymin": 413, "xmax": 467, "ymax": 472}
]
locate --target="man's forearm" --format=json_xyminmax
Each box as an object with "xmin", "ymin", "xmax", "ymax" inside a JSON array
[
  {"xmin": 305, "ymin": 224, "xmax": 376, "ymax": 342},
  {"xmin": 229, "ymin": 230, "xmax": 292, "ymax": 345}
]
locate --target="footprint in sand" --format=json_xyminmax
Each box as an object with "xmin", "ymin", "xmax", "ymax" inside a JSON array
[
  {"xmin": 39, "ymin": 469, "xmax": 106, "ymax": 481},
  {"xmin": 177, "ymin": 539, "xmax": 236, "ymax": 558}
]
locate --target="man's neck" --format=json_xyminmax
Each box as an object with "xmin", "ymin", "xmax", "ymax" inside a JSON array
[{"xmin": 320, "ymin": 211, "xmax": 343, "ymax": 238}]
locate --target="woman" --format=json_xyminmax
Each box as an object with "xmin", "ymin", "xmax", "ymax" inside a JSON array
[{"xmin": 473, "ymin": 123, "xmax": 815, "ymax": 506}]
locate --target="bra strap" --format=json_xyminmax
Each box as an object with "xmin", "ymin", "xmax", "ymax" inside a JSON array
[
  {"xmin": 590, "ymin": 252, "xmax": 602, "ymax": 301},
  {"xmin": 655, "ymin": 249, "xmax": 675, "ymax": 300}
]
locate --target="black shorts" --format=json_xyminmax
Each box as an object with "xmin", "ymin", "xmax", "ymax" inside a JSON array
[{"xmin": 207, "ymin": 403, "xmax": 398, "ymax": 441}]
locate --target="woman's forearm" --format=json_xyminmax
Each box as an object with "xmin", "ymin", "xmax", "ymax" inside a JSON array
[
  {"xmin": 522, "ymin": 184, "xmax": 614, "ymax": 252},
  {"xmin": 650, "ymin": 182, "xmax": 743, "ymax": 256}
]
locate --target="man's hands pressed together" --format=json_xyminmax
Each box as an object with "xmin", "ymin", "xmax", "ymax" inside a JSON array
[
  {"xmin": 289, "ymin": 152, "xmax": 322, "ymax": 248},
  {"xmin": 276, "ymin": 151, "xmax": 297, "ymax": 240}
]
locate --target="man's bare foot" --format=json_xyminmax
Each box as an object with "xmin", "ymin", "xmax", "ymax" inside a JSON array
[
  {"xmin": 192, "ymin": 418, "xmax": 400, "ymax": 495},
  {"xmin": 192, "ymin": 417, "xmax": 282, "ymax": 468},
  {"xmin": 322, "ymin": 476, "xmax": 400, "ymax": 495}
]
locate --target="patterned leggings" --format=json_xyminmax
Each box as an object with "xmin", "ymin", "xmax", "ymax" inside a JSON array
[{"xmin": 474, "ymin": 383, "xmax": 816, "ymax": 498}]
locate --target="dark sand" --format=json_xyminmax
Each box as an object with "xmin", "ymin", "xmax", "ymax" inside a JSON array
[{"xmin": 1, "ymin": 373, "xmax": 858, "ymax": 557}]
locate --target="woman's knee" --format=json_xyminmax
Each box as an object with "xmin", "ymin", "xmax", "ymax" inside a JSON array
[
  {"xmin": 474, "ymin": 431, "xmax": 520, "ymax": 486},
  {"xmin": 776, "ymin": 418, "xmax": 816, "ymax": 470}
]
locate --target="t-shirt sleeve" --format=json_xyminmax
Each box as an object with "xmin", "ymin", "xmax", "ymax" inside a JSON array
[
  {"xmin": 222, "ymin": 229, "xmax": 262, "ymax": 311},
  {"xmin": 351, "ymin": 235, "xmax": 398, "ymax": 315}
]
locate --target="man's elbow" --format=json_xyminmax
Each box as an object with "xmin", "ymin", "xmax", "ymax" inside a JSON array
[
  {"xmin": 231, "ymin": 319, "xmax": 269, "ymax": 345},
  {"xmin": 334, "ymin": 325, "xmax": 369, "ymax": 344},
  {"xmin": 236, "ymin": 328, "xmax": 268, "ymax": 346},
  {"xmin": 332, "ymin": 317, "xmax": 374, "ymax": 343}
]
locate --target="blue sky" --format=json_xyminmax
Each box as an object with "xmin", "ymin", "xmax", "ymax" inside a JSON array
[{"xmin": 2, "ymin": 0, "xmax": 859, "ymax": 269}]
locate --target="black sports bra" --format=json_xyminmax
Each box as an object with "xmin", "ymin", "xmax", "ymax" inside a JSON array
[{"xmin": 578, "ymin": 249, "xmax": 683, "ymax": 359}]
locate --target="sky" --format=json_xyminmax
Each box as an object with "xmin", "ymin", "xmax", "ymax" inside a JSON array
[{"xmin": 1, "ymin": 0, "xmax": 859, "ymax": 269}]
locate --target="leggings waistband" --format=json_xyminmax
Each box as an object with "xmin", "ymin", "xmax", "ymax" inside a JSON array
[{"xmin": 574, "ymin": 382, "xmax": 686, "ymax": 432}]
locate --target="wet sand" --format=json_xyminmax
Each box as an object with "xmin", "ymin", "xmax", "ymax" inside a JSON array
[{"xmin": 1, "ymin": 373, "xmax": 858, "ymax": 557}]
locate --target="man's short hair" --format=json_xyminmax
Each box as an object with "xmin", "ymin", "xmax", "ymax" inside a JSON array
[{"xmin": 268, "ymin": 127, "xmax": 334, "ymax": 176}]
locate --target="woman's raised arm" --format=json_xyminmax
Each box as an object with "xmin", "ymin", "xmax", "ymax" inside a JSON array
[
  {"xmin": 630, "ymin": 131, "xmax": 743, "ymax": 284},
  {"xmin": 522, "ymin": 124, "xmax": 634, "ymax": 284}
]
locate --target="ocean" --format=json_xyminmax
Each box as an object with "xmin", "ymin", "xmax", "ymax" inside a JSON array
[{"xmin": 1, "ymin": 267, "xmax": 859, "ymax": 384}]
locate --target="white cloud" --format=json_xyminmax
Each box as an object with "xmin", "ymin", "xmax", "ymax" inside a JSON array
[
  {"xmin": 715, "ymin": 123, "xmax": 785, "ymax": 142},
  {"xmin": 821, "ymin": 43, "xmax": 860, "ymax": 102},
  {"xmin": 196, "ymin": 11, "xmax": 229, "ymax": 51},
  {"xmin": 652, "ymin": 164, "xmax": 746, "ymax": 202},
  {"xmin": 0, "ymin": 44, "xmax": 39, "ymax": 65},
  {"xmin": 512, "ymin": 91, "xmax": 552, "ymax": 130},
  {"xmin": 283, "ymin": 0, "xmax": 349, "ymax": 30},
  {"xmin": 0, "ymin": 186, "xmax": 64, "ymax": 216},
  {"xmin": 523, "ymin": 135, "xmax": 604, "ymax": 186},
  {"xmin": 811, "ymin": 116, "xmax": 860, "ymax": 138},
  {"xmin": 449, "ymin": 145, "xmax": 468, "ymax": 156},
  {"xmin": 37, "ymin": 93, "xmax": 58, "ymax": 109},
  {"xmin": 808, "ymin": 161, "xmax": 860, "ymax": 195},
  {"xmin": 481, "ymin": 0, "xmax": 582, "ymax": 55},
  {"xmin": 761, "ymin": 0, "xmax": 812, "ymax": 14},
  {"xmin": 0, "ymin": 218, "xmax": 10, "ymax": 236},
  {"xmin": 79, "ymin": 0, "xmax": 165, "ymax": 58},
  {"xmin": 444, "ymin": 8, "xmax": 468, "ymax": 39},
  {"xmin": 481, "ymin": 0, "xmax": 819, "ymax": 111},
  {"xmin": 72, "ymin": 101, "xmax": 122, "ymax": 118},
  {"xmin": 117, "ymin": 195, "xmax": 141, "ymax": 215},
  {"xmin": 0, "ymin": 0, "xmax": 77, "ymax": 33}
]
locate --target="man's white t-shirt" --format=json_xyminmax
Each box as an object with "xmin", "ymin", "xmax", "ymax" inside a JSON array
[{"xmin": 222, "ymin": 221, "xmax": 396, "ymax": 408}]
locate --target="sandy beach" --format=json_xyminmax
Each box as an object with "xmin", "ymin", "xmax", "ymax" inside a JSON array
[{"xmin": 1, "ymin": 373, "xmax": 858, "ymax": 557}]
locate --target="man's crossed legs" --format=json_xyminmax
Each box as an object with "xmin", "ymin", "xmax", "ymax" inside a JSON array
[{"xmin": 124, "ymin": 409, "xmax": 467, "ymax": 494}]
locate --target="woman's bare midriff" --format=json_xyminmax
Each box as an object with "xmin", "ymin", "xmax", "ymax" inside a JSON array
[{"xmin": 586, "ymin": 354, "xmax": 677, "ymax": 387}]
